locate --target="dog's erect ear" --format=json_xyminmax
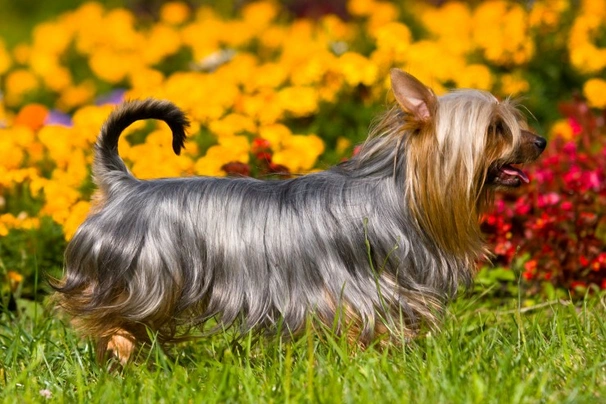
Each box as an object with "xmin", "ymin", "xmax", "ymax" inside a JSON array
[{"xmin": 390, "ymin": 69, "xmax": 437, "ymax": 122}]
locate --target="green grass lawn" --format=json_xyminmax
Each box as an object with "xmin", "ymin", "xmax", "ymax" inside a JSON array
[{"xmin": 1, "ymin": 294, "xmax": 605, "ymax": 403}]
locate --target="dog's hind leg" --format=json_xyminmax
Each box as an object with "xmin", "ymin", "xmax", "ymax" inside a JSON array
[{"xmin": 99, "ymin": 329, "xmax": 136, "ymax": 366}]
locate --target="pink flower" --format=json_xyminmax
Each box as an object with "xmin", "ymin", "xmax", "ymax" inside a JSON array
[
  {"xmin": 568, "ymin": 117, "xmax": 582, "ymax": 135},
  {"xmin": 563, "ymin": 141, "xmax": 577, "ymax": 155},
  {"xmin": 537, "ymin": 192, "xmax": 560, "ymax": 207},
  {"xmin": 560, "ymin": 201, "xmax": 573, "ymax": 211},
  {"xmin": 582, "ymin": 171, "xmax": 601, "ymax": 191}
]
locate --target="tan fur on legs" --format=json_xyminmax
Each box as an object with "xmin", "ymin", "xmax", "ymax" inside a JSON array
[{"xmin": 103, "ymin": 330, "xmax": 136, "ymax": 366}]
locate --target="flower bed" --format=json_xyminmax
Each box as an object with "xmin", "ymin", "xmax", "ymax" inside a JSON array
[
  {"xmin": 484, "ymin": 98, "xmax": 606, "ymax": 295},
  {"xmin": 0, "ymin": 0, "xmax": 605, "ymax": 296}
]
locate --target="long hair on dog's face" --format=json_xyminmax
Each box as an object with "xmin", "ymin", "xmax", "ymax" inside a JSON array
[{"xmin": 52, "ymin": 69, "xmax": 546, "ymax": 364}]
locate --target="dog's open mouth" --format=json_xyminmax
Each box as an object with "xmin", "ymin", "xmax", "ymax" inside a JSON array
[{"xmin": 488, "ymin": 163, "xmax": 529, "ymax": 187}]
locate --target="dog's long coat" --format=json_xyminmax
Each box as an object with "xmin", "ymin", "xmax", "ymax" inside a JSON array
[{"xmin": 54, "ymin": 70, "xmax": 546, "ymax": 363}]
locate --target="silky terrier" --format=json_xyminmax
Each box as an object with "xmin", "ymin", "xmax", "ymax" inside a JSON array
[{"xmin": 53, "ymin": 69, "xmax": 546, "ymax": 364}]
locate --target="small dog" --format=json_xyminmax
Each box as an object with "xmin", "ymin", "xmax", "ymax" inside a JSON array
[{"xmin": 53, "ymin": 69, "xmax": 546, "ymax": 364}]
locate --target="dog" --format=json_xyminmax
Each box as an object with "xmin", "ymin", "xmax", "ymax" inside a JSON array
[{"xmin": 53, "ymin": 69, "xmax": 546, "ymax": 364}]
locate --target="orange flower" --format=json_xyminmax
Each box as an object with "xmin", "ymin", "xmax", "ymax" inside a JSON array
[
  {"xmin": 13, "ymin": 104, "xmax": 49, "ymax": 131},
  {"xmin": 7, "ymin": 270, "xmax": 23, "ymax": 292},
  {"xmin": 7, "ymin": 270, "xmax": 23, "ymax": 283}
]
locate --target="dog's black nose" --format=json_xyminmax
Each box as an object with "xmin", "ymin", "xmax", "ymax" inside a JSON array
[{"xmin": 535, "ymin": 136, "xmax": 547, "ymax": 151}]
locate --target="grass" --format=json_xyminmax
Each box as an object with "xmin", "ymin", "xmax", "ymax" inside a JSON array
[{"xmin": 1, "ymin": 294, "xmax": 605, "ymax": 403}]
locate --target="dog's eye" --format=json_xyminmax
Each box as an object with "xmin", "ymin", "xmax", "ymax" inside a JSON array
[{"xmin": 490, "ymin": 121, "xmax": 504, "ymax": 136}]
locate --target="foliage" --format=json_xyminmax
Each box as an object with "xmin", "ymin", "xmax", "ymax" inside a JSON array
[
  {"xmin": 0, "ymin": 0, "xmax": 605, "ymax": 297},
  {"xmin": 484, "ymin": 99, "xmax": 606, "ymax": 296}
]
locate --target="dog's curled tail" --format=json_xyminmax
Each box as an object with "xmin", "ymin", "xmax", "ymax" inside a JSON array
[{"xmin": 94, "ymin": 98, "xmax": 189, "ymax": 187}]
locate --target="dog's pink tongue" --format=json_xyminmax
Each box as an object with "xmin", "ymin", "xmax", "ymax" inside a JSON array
[{"xmin": 502, "ymin": 165, "xmax": 529, "ymax": 183}]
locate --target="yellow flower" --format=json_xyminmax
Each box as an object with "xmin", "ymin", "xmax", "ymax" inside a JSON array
[
  {"xmin": 529, "ymin": 0, "xmax": 568, "ymax": 31},
  {"xmin": 63, "ymin": 201, "xmax": 91, "ymax": 240},
  {"xmin": 71, "ymin": 104, "xmax": 115, "ymax": 145},
  {"xmin": 241, "ymin": 0, "xmax": 278, "ymax": 30},
  {"xmin": 217, "ymin": 135, "xmax": 250, "ymax": 163},
  {"xmin": 0, "ymin": 39, "xmax": 11, "ymax": 75},
  {"xmin": 37, "ymin": 125, "xmax": 74, "ymax": 169},
  {"xmin": 569, "ymin": 44, "xmax": 606, "ymax": 74},
  {"xmin": 209, "ymin": 114, "xmax": 256, "ymax": 138},
  {"xmin": 48, "ymin": 150, "xmax": 89, "ymax": 187},
  {"xmin": 194, "ymin": 135, "xmax": 250, "ymax": 176},
  {"xmin": 32, "ymin": 21, "xmax": 73, "ymax": 56},
  {"xmin": 129, "ymin": 68, "xmax": 165, "ymax": 92},
  {"xmin": 348, "ymin": 0, "xmax": 378, "ymax": 17},
  {"xmin": 12, "ymin": 44, "xmax": 31, "ymax": 65},
  {"xmin": 237, "ymin": 89, "xmax": 283, "ymax": 124},
  {"xmin": 455, "ymin": 64, "xmax": 493, "ymax": 91},
  {"xmin": 277, "ymin": 87, "xmax": 319, "ymax": 117},
  {"xmin": 44, "ymin": 65, "xmax": 73, "ymax": 93},
  {"xmin": 258, "ymin": 124, "xmax": 292, "ymax": 150},
  {"xmin": 0, "ymin": 129, "xmax": 25, "ymax": 169},
  {"xmin": 258, "ymin": 25, "xmax": 286, "ymax": 50},
  {"xmin": 549, "ymin": 119, "xmax": 574, "ymax": 140},
  {"xmin": 279, "ymin": 20, "xmax": 330, "ymax": 75},
  {"xmin": 338, "ymin": 52, "xmax": 378, "ymax": 87},
  {"xmin": 318, "ymin": 70, "xmax": 344, "ymax": 103},
  {"xmin": 40, "ymin": 180, "xmax": 81, "ymax": 224},
  {"xmin": 372, "ymin": 21, "xmax": 412, "ymax": 52},
  {"xmin": 221, "ymin": 20, "xmax": 255, "ymax": 48},
  {"xmin": 320, "ymin": 15, "xmax": 353, "ymax": 42},
  {"xmin": 4, "ymin": 69, "xmax": 39, "ymax": 106},
  {"xmin": 583, "ymin": 78, "xmax": 606, "ymax": 109},
  {"xmin": 29, "ymin": 175, "xmax": 48, "ymax": 195},
  {"xmin": 71, "ymin": 2, "xmax": 106, "ymax": 54},
  {"xmin": 336, "ymin": 137, "xmax": 352, "ymax": 154},
  {"xmin": 103, "ymin": 8, "xmax": 142, "ymax": 51},
  {"xmin": 568, "ymin": 3, "xmax": 606, "ymax": 73},
  {"xmin": 272, "ymin": 134, "xmax": 324, "ymax": 172},
  {"xmin": 160, "ymin": 1, "xmax": 191, "ymax": 25},
  {"xmin": 472, "ymin": 1, "xmax": 533, "ymax": 66},
  {"xmin": 500, "ymin": 73, "xmax": 530, "ymax": 96},
  {"xmin": 89, "ymin": 49, "xmax": 144, "ymax": 84},
  {"xmin": 129, "ymin": 140, "xmax": 193, "ymax": 179},
  {"xmin": 289, "ymin": 51, "xmax": 337, "ymax": 87},
  {"xmin": 181, "ymin": 19, "xmax": 221, "ymax": 62},
  {"xmin": 58, "ymin": 80, "xmax": 95, "ymax": 110},
  {"xmin": 213, "ymin": 53, "xmax": 258, "ymax": 85},
  {"xmin": 402, "ymin": 41, "xmax": 463, "ymax": 90},
  {"xmin": 370, "ymin": 22, "xmax": 412, "ymax": 65},
  {"xmin": 161, "ymin": 72, "xmax": 238, "ymax": 122},
  {"xmin": 0, "ymin": 167, "xmax": 40, "ymax": 188},
  {"xmin": 582, "ymin": 0, "xmax": 606, "ymax": 16},
  {"xmin": 420, "ymin": 2, "xmax": 472, "ymax": 56},
  {"xmin": 367, "ymin": 2, "xmax": 399, "ymax": 29},
  {"xmin": 245, "ymin": 62, "xmax": 288, "ymax": 92},
  {"xmin": 142, "ymin": 24, "xmax": 182, "ymax": 65}
]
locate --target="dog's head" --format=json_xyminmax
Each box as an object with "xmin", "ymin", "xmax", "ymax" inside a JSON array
[
  {"xmin": 389, "ymin": 68, "xmax": 546, "ymax": 257},
  {"xmin": 390, "ymin": 68, "xmax": 546, "ymax": 193}
]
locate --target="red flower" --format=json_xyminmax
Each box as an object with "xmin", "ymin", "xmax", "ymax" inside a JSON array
[
  {"xmin": 221, "ymin": 162, "xmax": 251, "ymax": 177},
  {"xmin": 560, "ymin": 201, "xmax": 573, "ymax": 211},
  {"xmin": 483, "ymin": 99, "xmax": 606, "ymax": 296},
  {"xmin": 568, "ymin": 117, "xmax": 582, "ymax": 136},
  {"xmin": 252, "ymin": 137, "xmax": 271, "ymax": 152}
]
